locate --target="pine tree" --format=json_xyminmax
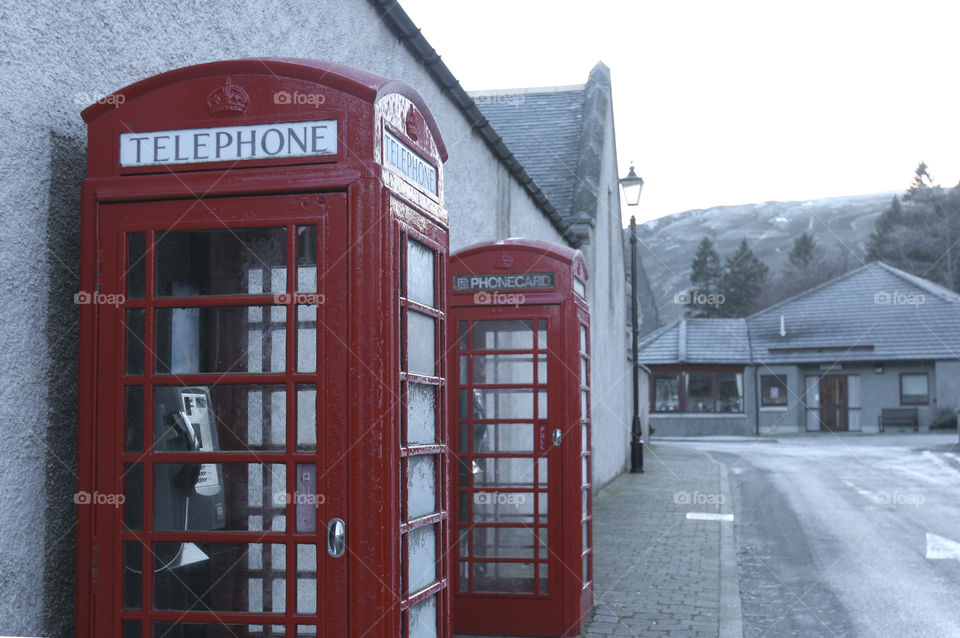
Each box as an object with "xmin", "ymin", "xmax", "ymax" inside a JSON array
[
  {"xmin": 717, "ymin": 239, "xmax": 769, "ymax": 317},
  {"xmin": 687, "ymin": 236, "xmax": 721, "ymax": 317},
  {"xmin": 788, "ymin": 232, "xmax": 820, "ymax": 270},
  {"xmin": 866, "ymin": 195, "xmax": 903, "ymax": 261}
]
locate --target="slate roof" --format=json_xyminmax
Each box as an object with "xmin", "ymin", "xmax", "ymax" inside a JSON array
[
  {"xmin": 749, "ymin": 262, "xmax": 960, "ymax": 364},
  {"xmin": 637, "ymin": 262, "xmax": 960, "ymax": 366},
  {"xmin": 637, "ymin": 318, "xmax": 752, "ymax": 364},
  {"xmin": 471, "ymin": 86, "xmax": 585, "ymax": 221}
]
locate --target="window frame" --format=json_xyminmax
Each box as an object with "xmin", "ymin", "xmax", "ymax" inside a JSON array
[
  {"xmin": 760, "ymin": 374, "xmax": 789, "ymax": 407},
  {"xmin": 649, "ymin": 366, "xmax": 745, "ymax": 414},
  {"xmin": 899, "ymin": 372, "xmax": 929, "ymax": 405}
]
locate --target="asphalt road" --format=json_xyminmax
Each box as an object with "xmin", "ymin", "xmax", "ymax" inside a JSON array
[{"xmin": 664, "ymin": 434, "xmax": 960, "ymax": 638}]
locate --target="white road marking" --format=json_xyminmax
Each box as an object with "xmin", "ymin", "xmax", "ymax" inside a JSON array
[
  {"xmin": 921, "ymin": 450, "xmax": 960, "ymax": 484},
  {"xmin": 926, "ymin": 532, "xmax": 960, "ymax": 561},
  {"xmin": 686, "ymin": 512, "xmax": 734, "ymax": 522}
]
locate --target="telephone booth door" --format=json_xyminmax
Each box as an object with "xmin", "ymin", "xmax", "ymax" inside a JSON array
[
  {"xmin": 97, "ymin": 195, "xmax": 348, "ymax": 638},
  {"xmin": 448, "ymin": 240, "xmax": 592, "ymax": 638},
  {"xmin": 77, "ymin": 59, "xmax": 452, "ymax": 638}
]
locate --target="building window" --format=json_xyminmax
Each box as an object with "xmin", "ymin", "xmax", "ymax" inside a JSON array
[
  {"xmin": 651, "ymin": 368, "xmax": 743, "ymax": 413},
  {"xmin": 761, "ymin": 375, "xmax": 788, "ymax": 406},
  {"xmin": 654, "ymin": 374, "xmax": 680, "ymax": 412},
  {"xmin": 900, "ymin": 373, "xmax": 929, "ymax": 405}
]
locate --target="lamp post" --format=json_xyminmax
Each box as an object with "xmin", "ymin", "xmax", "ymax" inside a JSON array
[{"xmin": 619, "ymin": 164, "xmax": 644, "ymax": 473}]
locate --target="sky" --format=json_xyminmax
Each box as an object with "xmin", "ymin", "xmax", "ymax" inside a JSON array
[{"xmin": 398, "ymin": 0, "xmax": 960, "ymax": 226}]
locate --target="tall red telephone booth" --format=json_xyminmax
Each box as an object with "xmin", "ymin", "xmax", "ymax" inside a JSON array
[
  {"xmin": 77, "ymin": 59, "xmax": 452, "ymax": 638},
  {"xmin": 447, "ymin": 240, "xmax": 593, "ymax": 637}
]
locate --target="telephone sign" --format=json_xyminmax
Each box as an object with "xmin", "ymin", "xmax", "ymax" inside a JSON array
[
  {"xmin": 448, "ymin": 239, "xmax": 593, "ymax": 638},
  {"xmin": 78, "ymin": 58, "xmax": 451, "ymax": 638}
]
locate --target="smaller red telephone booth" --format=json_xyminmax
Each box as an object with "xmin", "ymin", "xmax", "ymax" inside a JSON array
[
  {"xmin": 447, "ymin": 239, "xmax": 593, "ymax": 637},
  {"xmin": 77, "ymin": 58, "xmax": 452, "ymax": 638}
]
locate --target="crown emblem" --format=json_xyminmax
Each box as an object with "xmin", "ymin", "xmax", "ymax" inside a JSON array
[
  {"xmin": 495, "ymin": 254, "xmax": 514, "ymax": 270},
  {"xmin": 206, "ymin": 78, "xmax": 250, "ymax": 115},
  {"xmin": 405, "ymin": 105, "xmax": 425, "ymax": 142}
]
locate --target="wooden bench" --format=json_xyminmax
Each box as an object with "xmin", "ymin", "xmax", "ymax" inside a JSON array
[{"xmin": 879, "ymin": 407, "xmax": 919, "ymax": 432}]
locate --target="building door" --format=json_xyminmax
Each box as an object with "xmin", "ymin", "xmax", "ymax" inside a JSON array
[
  {"xmin": 819, "ymin": 376, "xmax": 848, "ymax": 432},
  {"xmin": 453, "ymin": 307, "xmax": 564, "ymax": 635},
  {"xmin": 94, "ymin": 194, "xmax": 348, "ymax": 637}
]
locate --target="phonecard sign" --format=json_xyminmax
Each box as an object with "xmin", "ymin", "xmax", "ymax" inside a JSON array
[
  {"xmin": 452, "ymin": 272, "xmax": 556, "ymax": 292},
  {"xmin": 120, "ymin": 120, "xmax": 337, "ymax": 167},
  {"xmin": 383, "ymin": 129, "xmax": 438, "ymax": 195}
]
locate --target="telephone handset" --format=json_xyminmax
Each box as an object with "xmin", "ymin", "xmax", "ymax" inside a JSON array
[{"xmin": 155, "ymin": 386, "xmax": 226, "ymax": 532}]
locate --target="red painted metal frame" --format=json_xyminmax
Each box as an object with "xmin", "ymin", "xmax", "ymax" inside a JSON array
[
  {"xmin": 78, "ymin": 59, "xmax": 450, "ymax": 638},
  {"xmin": 447, "ymin": 239, "xmax": 592, "ymax": 638}
]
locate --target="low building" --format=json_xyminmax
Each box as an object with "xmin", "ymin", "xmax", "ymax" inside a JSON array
[{"xmin": 639, "ymin": 262, "xmax": 960, "ymax": 436}]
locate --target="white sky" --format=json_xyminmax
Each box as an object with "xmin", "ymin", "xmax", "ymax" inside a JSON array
[{"xmin": 398, "ymin": 0, "xmax": 960, "ymax": 226}]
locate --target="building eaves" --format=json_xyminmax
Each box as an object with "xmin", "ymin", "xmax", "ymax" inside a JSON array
[{"xmin": 369, "ymin": 0, "xmax": 572, "ymax": 242}]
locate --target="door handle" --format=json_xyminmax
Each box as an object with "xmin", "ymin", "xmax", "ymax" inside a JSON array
[
  {"xmin": 327, "ymin": 518, "xmax": 346, "ymax": 558},
  {"xmin": 553, "ymin": 428, "xmax": 562, "ymax": 446}
]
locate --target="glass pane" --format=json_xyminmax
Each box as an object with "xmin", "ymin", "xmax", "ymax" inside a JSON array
[
  {"xmin": 124, "ymin": 463, "xmax": 143, "ymax": 530},
  {"xmin": 574, "ymin": 277, "xmax": 586, "ymax": 298},
  {"xmin": 156, "ymin": 227, "xmax": 286, "ymax": 297},
  {"xmin": 297, "ymin": 385, "xmax": 316, "ymax": 450},
  {"xmin": 125, "ymin": 309, "xmax": 144, "ymax": 375},
  {"xmin": 686, "ymin": 373, "xmax": 714, "ymax": 413},
  {"xmin": 459, "ymin": 355, "xmax": 469, "ymax": 383},
  {"xmin": 538, "ymin": 529, "xmax": 549, "ymax": 559},
  {"xmin": 580, "ymin": 325, "xmax": 588, "ymax": 353},
  {"xmin": 654, "ymin": 375, "xmax": 680, "ymax": 412},
  {"xmin": 473, "ymin": 562, "xmax": 534, "ymax": 593},
  {"xmin": 538, "ymin": 492, "xmax": 548, "ymax": 523},
  {"xmin": 459, "ymin": 423, "xmax": 468, "ymax": 453},
  {"xmin": 473, "ymin": 320, "xmax": 535, "ymax": 350},
  {"xmin": 537, "ymin": 320, "xmax": 547, "ymax": 349},
  {"xmin": 472, "ymin": 354, "xmax": 534, "ymax": 385},
  {"xmin": 583, "ymin": 554, "xmax": 590, "ymax": 584},
  {"xmin": 472, "ymin": 388, "xmax": 534, "ymax": 419},
  {"xmin": 153, "ymin": 463, "xmax": 285, "ymax": 532},
  {"xmin": 716, "ymin": 373, "xmax": 743, "ymax": 412},
  {"xmin": 538, "ymin": 458, "xmax": 548, "ymax": 486},
  {"xmin": 297, "ymin": 304, "xmax": 316, "ymax": 373},
  {"xmin": 902, "ymin": 374, "xmax": 928, "ymax": 402},
  {"xmin": 127, "ymin": 233, "xmax": 146, "ymax": 299},
  {"xmin": 155, "ymin": 306, "xmax": 286, "ymax": 374},
  {"xmin": 474, "ymin": 492, "xmax": 534, "ymax": 523},
  {"xmin": 473, "ymin": 526, "xmax": 535, "ymax": 558},
  {"xmin": 582, "ymin": 457, "xmax": 589, "ymax": 485},
  {"xmin": 154, "ymin": 624, "xmax": 285, "ymax": 637},
  {"xmin": 125, "ymin": 386, "xmax": 143, "ymax": 452},
  {"xmin": 407, "ymin": 239, "xmax": 436, "ymax": 308},
  {"xmin": 848, "ymin": 375, "xmax": 861, "ymax": 409},
  {"xmin": 297, "ymin": 544, "xmax": 317, "ymax": 614},
  {"xmin": 408, "ymin": 595, "xmax": 438, "ymax": 638},
  {"xmin": 804, "ymin": 376, "xmax": 820, "ymax": 408},
  {"xmin": 540, "ymin": 562, "xmax": 549, "ymax": 593},
  {"xmin": 408, "ymin": 524, "xmax": 438, "ymax": 594},
  {"xmin": 580, "ymin": 358, "xmax": 587, "ymax": 384},
  {"xmin": 580, "ymin": 390, "xmax": 587, "ymax": 417},
  {"xmin": 761, "ymin": 374, "xmax": 788, "ymax": 406},
  {"xmin": 407, "ymin": 455, "xmax": 437, "ymax": 520},
  {"xmin": 153, "ymin": 542, "xmax": 285, "ymax": 612},
  {"xmin": 473, "ymin": 423, "xmax": 533, "ymax": 453},
  {"xmin": 297, "ymin": 226, "xmax": 317, "ymax": 292},
  {"xmin": 122, "ymin": 541, "xmax": 141, "ymax": 609},
  {"xmin": 539, "ymin": 391, "xmax": 548, "ymax": 418},
  {"xmin": 459, "ymin": 562, "xmax": 469, "ymax": 592},
  {"xmin": 408, "ymin": 383, "xmax": 437, "ymax": 444},
  {"xmin": 539, "ymin": 355, "xmax": 548, "ymax": 383},
  {"xmin": 458, "ymin": 321, "xmax": 469, "ymax": 350},
  {"xmin": 407, "ymin": 311, "xmax": 436, "ymax": 376},
  {"xmin": 297, "ymin": 626, "xmax": 318, "ymax": 638},
  {"xmin": 582, "ymin": 489, "xmax": 589, "ymax": 518},
  {"xmin": 154, "ymin": 385, "xmax": 285, "ymax": 452},
  {"xmin": 473, "ymin": 458, "xmax": 535, "ymax": 488},
  {"xmin": 122, "ymin": 620, "xmax": 141, "ymax": 638},
  {"xmin": 583, "ymin": 521, "xmax": 590, "ymax": 552}
]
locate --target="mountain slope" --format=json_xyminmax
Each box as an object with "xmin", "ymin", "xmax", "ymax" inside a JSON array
[{"xmin": 634, "ymin": 192, "xmax": 896, "ymax": 327}]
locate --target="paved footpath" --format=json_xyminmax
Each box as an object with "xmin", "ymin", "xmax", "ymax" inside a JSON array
[{"xmin": 583, "ymin": 444, "xmax": 742, "ymax": 638}]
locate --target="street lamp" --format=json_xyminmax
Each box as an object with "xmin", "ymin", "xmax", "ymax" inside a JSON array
[{"xmin": 620, "ymin": 164, "xmax": 645, "ymax": 474}]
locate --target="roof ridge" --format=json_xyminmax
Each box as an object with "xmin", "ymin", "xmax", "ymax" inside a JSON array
[
  {"xmin": 467, "ymin": 84, "xmax": 586, "ymax": 96},
  {"xmin": 746, "ymin": 261, "xmax": 877, "ymax": 318},
  {"xmin": 874, "ymin": 262, "xmax": 960, "ymax": 303}
]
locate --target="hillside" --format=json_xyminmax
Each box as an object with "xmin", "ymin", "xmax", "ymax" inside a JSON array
[{"xmin": 633, "ymin": 192, "xmax": 897, "ymax": 327}]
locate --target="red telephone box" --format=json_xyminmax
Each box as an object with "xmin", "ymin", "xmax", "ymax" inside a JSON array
[
  {"xmin": 447, "ymin": 240, "xmax": 593, "ymax": 637},
  {"xmin": 77, "ymin": 59, "xmax": 452, "ymax": 638}
]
